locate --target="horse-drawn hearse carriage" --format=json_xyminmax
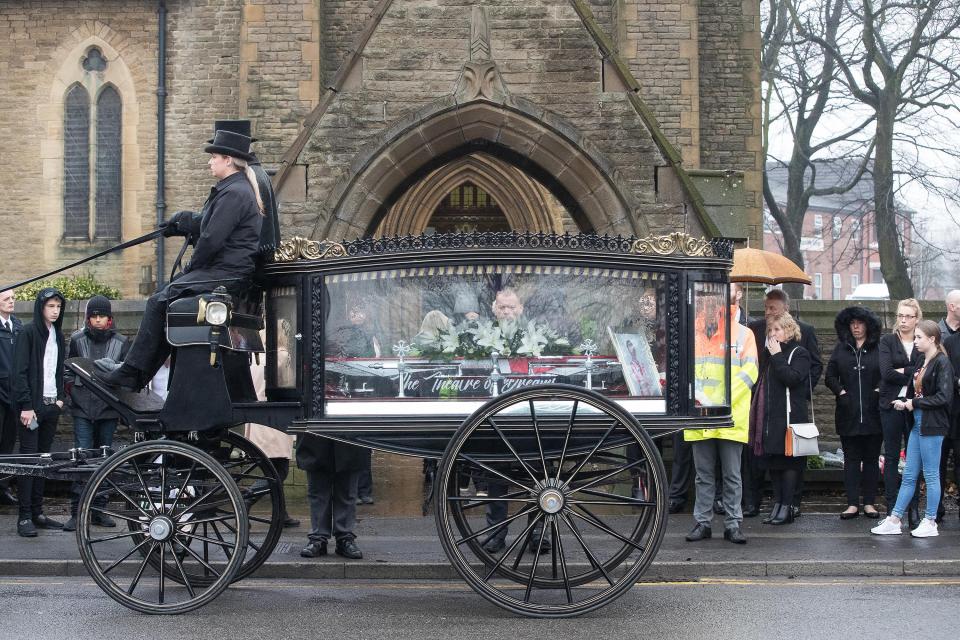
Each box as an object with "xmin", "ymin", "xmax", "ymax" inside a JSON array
[{"xmin": 0, "ymin": 230, "xmax": 734, "ymax": 618}]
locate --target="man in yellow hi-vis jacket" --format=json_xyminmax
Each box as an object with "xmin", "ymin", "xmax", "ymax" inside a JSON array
[{"xmin": 684, "ymin": 283, "xmax": 759, "ymax": 544}]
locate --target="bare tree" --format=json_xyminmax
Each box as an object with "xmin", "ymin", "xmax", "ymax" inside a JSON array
[
  {"xmin": 789, "ymin": 0, "xmax": 960, "ymax": 299},
  {"xmin": 762, "ymin": 0, "xmax": 875, "ymax": 298}
]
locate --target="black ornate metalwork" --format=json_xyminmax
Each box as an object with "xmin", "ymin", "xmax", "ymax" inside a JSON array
[
  {"xmin": 272, "ymin": 231, "xmax": 734, "ymax": 262},
  {"xmin": 666, "ymin": 272, "xmax": 682, "ymax": 415},
  {"xmin": 311, "ymin": 275, "xmax": 325, "ymax": 417}
]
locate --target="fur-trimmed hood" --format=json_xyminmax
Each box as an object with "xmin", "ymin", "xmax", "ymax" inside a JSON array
[{"xmin": 834, "ymin": 305, "xmax": 882, "ymax": 348}]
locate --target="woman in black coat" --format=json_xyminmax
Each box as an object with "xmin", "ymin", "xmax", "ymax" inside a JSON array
[
  {"xmin": 825, "ymin": 306, "xmax": 883, "ymax": 519},
  {"xmin": 877, "ymin": 298, "xmax": 924, "ymax": 521},
  {"xmin": 749, "ymin": 313, "xmax": 811, "ymax": 526},
  {"xmin": 871, "ymin": 320, "xmax": 954, "ymax": 538}
]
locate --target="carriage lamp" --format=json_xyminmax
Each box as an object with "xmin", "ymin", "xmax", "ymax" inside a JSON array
[{"xmin": 204, "ymin": 301, "xmax": 230, "ymax": 326}]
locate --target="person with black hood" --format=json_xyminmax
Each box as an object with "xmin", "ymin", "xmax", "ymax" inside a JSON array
[
  {"xmin": 825, "ymin": 306, "xmax": 883, "ymax": 519},
  {"xmin": 94, "ymin": 129, "xmax": 263, "ymax": 390},
  {"xmin": 62, "ymin": 296, "xmax": 129, "ymax": 532},
  {"xmin": 0, "ymin": 288, "xmax": 23, "ymax": 505},
  {"xmin": 12, "ymin": 287, "xmax": 67, "ymax": 537}
]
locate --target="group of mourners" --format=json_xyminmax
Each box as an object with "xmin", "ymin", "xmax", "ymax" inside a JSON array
[{"xmin": 681, "ymin": 285, "xmax": 960, "ymax": 544}]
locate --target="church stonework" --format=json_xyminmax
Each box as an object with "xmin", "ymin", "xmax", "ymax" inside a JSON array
[{"xmin": 0, "ymin": 0, "xmax": 760, "ymax": 298}]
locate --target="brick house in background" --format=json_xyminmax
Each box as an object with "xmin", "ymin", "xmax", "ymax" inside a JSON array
[{"xmin": 763, "ymin": 159, "xmax": 914, "ymax": 300}]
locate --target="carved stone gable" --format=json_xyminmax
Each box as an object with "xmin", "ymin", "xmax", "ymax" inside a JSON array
[{"xmin": 455, "ymin": 5, "xmax": 507, "ymax": 102}]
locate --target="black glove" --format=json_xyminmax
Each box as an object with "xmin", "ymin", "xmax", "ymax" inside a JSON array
[{"xmin": 161, "ymin": 210, "xmax": 196, "ymax": 237}]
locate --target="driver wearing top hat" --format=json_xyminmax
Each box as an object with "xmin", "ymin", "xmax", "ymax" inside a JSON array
[{"xmin": 95, "ymin": 129, "xmax": 263, "ymax": 390}]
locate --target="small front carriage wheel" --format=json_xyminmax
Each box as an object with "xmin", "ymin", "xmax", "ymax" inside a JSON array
[
  {"xmin": 435, "ymin": 384, "xmax": 667, "ymax": 618},
  {"xmin": 77, "ymin": 440, "xmax": 249, "ymax": 614}
]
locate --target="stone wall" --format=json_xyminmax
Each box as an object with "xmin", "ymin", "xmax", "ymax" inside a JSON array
[
  {"xmin": 697, "ymin": 0, "xmax": 762, "ymax": 244},
  {"xmin": 0, "ymin": 1, "xmax": 159, "ymax": 298}
]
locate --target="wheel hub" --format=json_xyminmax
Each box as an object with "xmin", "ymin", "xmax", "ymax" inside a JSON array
[
  {"xmin": 538, "ymin": 488, "xmax": 565, "ymax": 514},
  {"xmin": 148, "ymin": 516, "xmax": 174, "ymax": 541}
]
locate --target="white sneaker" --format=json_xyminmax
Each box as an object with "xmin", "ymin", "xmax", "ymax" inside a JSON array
[
  {"xmin": 911, "ymin": 518, "xmax": 939, "ymax": 538},
  {"xmin": 871, "ymin": 516, "xmax": 903, "ymax": 535}
]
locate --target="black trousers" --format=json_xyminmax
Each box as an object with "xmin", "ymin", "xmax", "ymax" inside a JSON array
[
  {"xmin": 741, "ymin": 446, "xmax": 765, "ymax": 509},
  {"xmin": 306, "ymin": 467, "xmax": 358, "ymax": 543},
  {"xmin": 357, "ymin": 449, "xmax": 372, "ymax": 499},
  {"xmin": 939, "ymin": 438, "xmax": 960, "ymax": 511},
  {"xmin": 0, "ymin": 403, "xmax": 17, "ymax": 491},
  {"xmin": 123, "ymin": 292, "xmax": 172, "ymax": 379},
  {"xmin": 880, "ymin": 408, "xmax": 918, "ymax": 508},
  {"xmin": 17, "ymin": 404, "xmax": 60, "ymax": 519},
  {"xmin": 840, "ymin": 434, "xmax": 883, "ymax": 507}
]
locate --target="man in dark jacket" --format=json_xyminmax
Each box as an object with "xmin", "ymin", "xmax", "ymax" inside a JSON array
[
  {"xmin": 95, "ymin": 130, "xmax": 262, "ymax": 390},
  {"xmin": 62, "ymin": 296, "xmax": 130, "ymax": 531},
  {"xmin": 0, "ymin": 288, "xmax": 22, "ymax": 505},
  {"xmin": 12, "ymin": 288, "xmax": 67, "ymax": 536},
  {"xmin": 744, "ymin": 288, "xmax": 823, "ymax": 517}
]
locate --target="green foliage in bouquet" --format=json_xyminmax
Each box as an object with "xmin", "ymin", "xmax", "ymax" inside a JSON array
[{"xmin": 15, "ymin": 273, "xmax": 121, "ymax": 301}]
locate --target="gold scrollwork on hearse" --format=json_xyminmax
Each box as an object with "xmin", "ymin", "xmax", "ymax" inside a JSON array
[
  {"xmin": 273, "ymin": 237, "xmax": 347, "ymax": 263},
  {"xmin": 631, "ymin": 232, "xmax": 715, "ymax": 257}
]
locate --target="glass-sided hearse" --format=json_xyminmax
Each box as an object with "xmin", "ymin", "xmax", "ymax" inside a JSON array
[{"xmin": 1, "ymin": 231, "xmax": 733, "ymax": 618}]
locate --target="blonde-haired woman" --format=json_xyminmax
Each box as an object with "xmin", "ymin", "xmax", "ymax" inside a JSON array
[
  {"xmin": 748, "ymin": 313, "xmax": 811, "ymax": 525},
  {"xmin": 877, "ymin": 298, "xmax": 924, "ymax": 523},
  {"xmin": 96, "ymin": 129, "xmax": 263, "ymax": 390}
]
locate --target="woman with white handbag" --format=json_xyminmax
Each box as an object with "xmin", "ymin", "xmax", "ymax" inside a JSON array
[
  {"xmin": 748, "ymin": 313, "xmax": 812, "ymax": 526},
  {"xmin": 872, "ymin": 320, "xmax": 955, "ymax": 538}
]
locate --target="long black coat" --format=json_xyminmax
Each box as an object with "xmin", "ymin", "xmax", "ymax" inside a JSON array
[
  {"xmin": 878, "ymin": 332, "xmax": 923, "ymax": 409},
  {"xmin": 824, "ymin": 306, "xmax": 882, "ymax": 437},
  {"xmin": 942, "ymin": 332, "xmax": 960, "ymax": 439},
  {"xmin": 0, "ymin": 314, "xmax": 23, "ymax": 409},
  {"xmin": 295, "ymin": 433, "xmax": 365, "ymax": 474},
  {"xmin": 758, "ymin": 341, "xmax": 811, "ymax": 457},
  {"xmin": 165, "ymin": 171, "xmax": 262, "ymax": 301}
]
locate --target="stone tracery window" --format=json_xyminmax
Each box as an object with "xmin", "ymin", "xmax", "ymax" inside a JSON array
[
  {"xmin": 62, "ymin": 47, "xmax": 122, "ymax": 241},
  {"xmin": 63, "ymin": 83, "xmax": 91, "ymax": 239}
]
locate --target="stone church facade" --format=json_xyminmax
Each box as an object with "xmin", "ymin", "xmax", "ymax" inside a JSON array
[{"xmin": 0, "ymin": 0, "xmax": 760, "ymax": 299}]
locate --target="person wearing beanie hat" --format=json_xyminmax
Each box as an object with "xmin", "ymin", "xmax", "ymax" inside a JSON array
[
  {"xmin": 12, "ymin": 288, "xmax": 67, "ymax": 536},
  {"xmin": 62, "ymin": 296, "xmax": 130, "ymax": 531},
  {"xmin": 94, "ymin": 127, "xmax": 262, "ymax": 391}
]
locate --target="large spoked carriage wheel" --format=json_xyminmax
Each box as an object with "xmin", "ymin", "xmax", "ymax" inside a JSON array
[
  {"xmin": 435, "ymin": 384, "xmax": 667, "ymax": 618},
  {"xmin": 139, "ymin": 431, "xmax": 285, "ymax": 586},
  {"xmin": 77, "ymin": 440, "xmax": 249, "ymax": 614}
]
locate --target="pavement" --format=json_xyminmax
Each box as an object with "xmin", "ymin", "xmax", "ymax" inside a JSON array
[{"xmin": 1, "ymin": 494, "xmax": 958, "ymax": 581}]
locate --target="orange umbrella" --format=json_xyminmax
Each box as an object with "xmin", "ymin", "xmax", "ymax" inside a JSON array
[{"xmin": 730, "ymin": 247, "xmax": 811, "ymax": 285}]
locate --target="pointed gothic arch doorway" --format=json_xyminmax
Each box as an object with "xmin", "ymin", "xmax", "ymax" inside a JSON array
[{"xmin": 374, "ymin": 152, "xmax": 576, "ymax": 237}]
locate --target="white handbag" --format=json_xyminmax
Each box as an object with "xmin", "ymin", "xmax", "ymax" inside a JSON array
[{"xmin": 784, "ymin": 348, "xmax": 820, "ymax": 457}]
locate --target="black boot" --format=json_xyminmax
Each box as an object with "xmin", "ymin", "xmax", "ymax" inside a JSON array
[
  {"xmin": 762, "ymin": 503, "xmax": 782, "ymax": 524},
  {"xmin": 908, "ymin": 503, "xmax": 920, "ymax": 529},
  {"xmin": 93, "ymin": 362, "xmax": 144, "ymax": 391},
  {"xmin": 769, "ymin": 504, "xmax": 794, "ymax": 525}
]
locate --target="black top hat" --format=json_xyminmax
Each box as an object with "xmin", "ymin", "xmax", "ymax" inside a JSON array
[
  {"xmin": 208, "ymin": 119, "xmax": 258, "ymax": 143},
  {"xmin": 204, "ymin": 130, "xmax": 254, "ymax": 162}
]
